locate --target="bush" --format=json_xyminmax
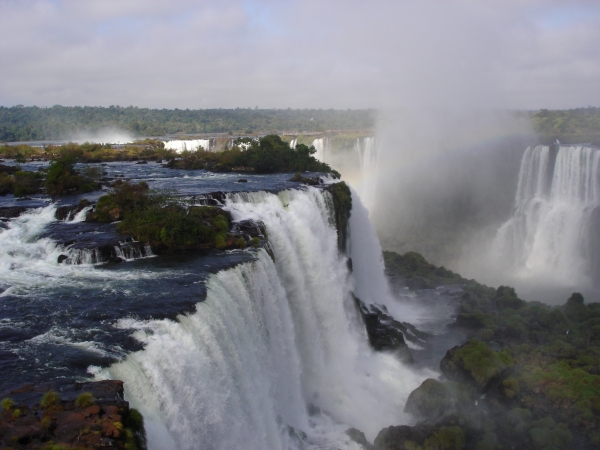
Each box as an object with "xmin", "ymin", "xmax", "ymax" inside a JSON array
[
  {"xmin": 0, "ymin": 172, "xmax": 13, "ymax": 195},
  {"xmin": 41, "ymin": 390, "xmax": 60, "ymax": 408},
  {"xmin": 1, "ymin": 397, "xmax": 14, "ymax": 411},
  {"xmin": 75, "ymin": 392, "xmax": 95, "ymax": 408},
  {"xmin": 13, "ymin": 170, "xmax": 42, "ymax": 197}
]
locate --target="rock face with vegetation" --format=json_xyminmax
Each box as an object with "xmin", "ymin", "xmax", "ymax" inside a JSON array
[
  {"xmin": 373, "ymin": 250, "xmax": 600, "ymax": 450},
  {"xmin": 325, "ymin": 181, "xmax": 352, "ymax": 250},
  {"xmin": 0, "ymin": 380, "xmax": 146, "ymax": 449}
]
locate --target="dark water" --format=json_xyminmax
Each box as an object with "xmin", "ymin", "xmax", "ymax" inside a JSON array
[{"xmin": 0, "ymin": 162, "xmax": 316, "ymax": 392}]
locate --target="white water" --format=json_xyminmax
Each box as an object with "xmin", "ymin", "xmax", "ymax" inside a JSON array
[
  {"xmin": 492, "ymin": 145, "xmax": 600, "ymax": 289},
  {"xmin": 354, "ymin": 137, "xmax": 379, "ymax": 212},
  {"xmin": 311, "ymin": 138, "xmax": 329, "ymax": 163},
  {"xmin": 0, "ymin": 205, "xmax": 160, "ymax": 297},
  {"xmin": 163, "ymin": 139, "xmax": 211, "ymax": 153},
  {"xmin": 289, "ymin": 138, "xmax": 297, "ymax": 149},
  {"xmin": 100, "ymin": 188, "xmax": 435, "ymax": 450}
]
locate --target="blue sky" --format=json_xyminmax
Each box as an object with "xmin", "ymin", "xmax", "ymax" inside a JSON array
[{"xmin": 1, "ymin": 0, "xmax": 599, "ymax": 109}]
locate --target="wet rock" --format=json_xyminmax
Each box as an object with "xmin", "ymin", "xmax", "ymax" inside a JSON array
[
  {"xmin": 346, "ymin": 428, "xmax": 374, "ymax": 449},
  {"xmin": 238, "ymin": 178, "xmax": 248, "ymax": 182},
  {"xmin": 354, "ymin": 296, "xmax": 417, "ymax": 364},
  {"xmin": 57, "ymin": 254, "xmax": 68, "ymax": 264},
  {"xmin": 0, "ymin": 206, "xmax": 28, "ymax": 219}
]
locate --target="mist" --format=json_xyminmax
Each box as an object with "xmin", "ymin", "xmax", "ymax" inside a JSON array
[{"xmin": 66, "ymin": 128, "xmax": 134, "ymax": 145}]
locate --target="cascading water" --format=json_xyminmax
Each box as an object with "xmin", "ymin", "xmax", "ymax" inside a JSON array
[
  {"xmin": 311, "ymin": 138, "xmax": 329, "ymax": 163},
  {"xmin": 289, "ymin": 138, "xmax": 297, "ymax": 149},
  {"xmin": 99, "ymin": 187, "xmax": 434, "ymax": 450},
  {"xmin": 163, "ymin": 139, "xmax": 211, "ymax": 153},
  {"xmin": 354, "ymin": 137, "xmax": 379, "ymax": 212},
  {"xmin": 492, "ymin": 144, "xmax": 600, "ymax": 288}
]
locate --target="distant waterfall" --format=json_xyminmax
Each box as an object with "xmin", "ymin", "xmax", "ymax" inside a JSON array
[
  {"xmin": 102, "ymin": 188, "xmax": 432, "ymax": 450},
  {"xmin": 163, "ymin": 139, "xmax": 211, "ymax": 153},
  {"xmin": 354, "ymin": 137, "xmax": 379, "ymax": 212},
  {"xmin": 289, "ymin": 138, "xmax": 297, "ymax": 149},
  {"xmin": 311, "ymin": 137, "xmax": 329, "ymax": 162},
  {"xmin": 493, "ymin": 144, "xmax": 600, "ymax": 286}
]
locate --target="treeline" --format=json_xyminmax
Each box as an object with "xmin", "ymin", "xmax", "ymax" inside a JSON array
[
  {"xmin": 533, "ymin": 107, "xmax": 600, "ymax": 145},
  {"xmin": 0, "ymin": 105, "xmax": 376, "ymax": 142}
]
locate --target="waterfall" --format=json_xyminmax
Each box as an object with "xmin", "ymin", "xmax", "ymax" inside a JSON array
[
  {"xmin": 289, "ymin": 138, "xmax": 297, "ymax": 149},
  {"xmin": 311, "ymin": 137, "xmax": 329, "ymax": 163},
  {"xmin": 354, "ymin": 137, "xmax": 379, "ymax": 212},
  {"xmin": 492, "ymin": 144, "xmax": 600, "ymax": 287},
  {"xmin": 100, "ymin": 187, "xmax": 433, "ymax": 450},
  {"xmin": 163, "ymin": 139, "xmax": 211, "ymax": 153}
]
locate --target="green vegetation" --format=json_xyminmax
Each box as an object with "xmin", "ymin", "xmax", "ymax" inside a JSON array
[
  {"xmin": 384, "ymin": 250, "xmax": 600, "ymax": 449},
  {"xmin": 13, "ymin": 170, "xmax": 42, "ymax": 196},
  {"xmin": 383, "ymin": 251, "xmax": 467, "ymax": 289},
  {"xmin": 0, "ymin": 105, "xmax": 375, "ymax": 141},
  {"xmin": 168, "ymin": 135, "xmax": 339, "ymax": 175},
  {"xmin": 533, "ymin": 107, "xmax": 600, "ymax": 145},
  {"xmin": 1, "ymin": 397, "xmax": 14, "ymax": 411},
  {"xmin": 93, "ymin": 182, "xmax": 234, "ymax": 252},
  {"xmin": 74, "ymin": 392, "xmax": 95, "ymax": 408},
  {"xmin": 44, "ymin": 152, "xmax": 100, "ymax": 195},
  {"xmin": 124, "ymin": 408, "xmax": 147, "ymax": 450},
  {"xmin": 40, "ymin": 390, "xmax": 61, "ymax": 409},
  {"xmin": 325, "ymin": 181, "xmax": 352, "ymax": 250}
]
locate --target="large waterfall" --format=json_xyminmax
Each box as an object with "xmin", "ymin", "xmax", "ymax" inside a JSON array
[
  {"xmin": 492, "ymin": 144, "xmax": 600, "ymax": 289},
  {"xmin": 99, "ymin": 187, "xmax": 432, "ymax": 450}
]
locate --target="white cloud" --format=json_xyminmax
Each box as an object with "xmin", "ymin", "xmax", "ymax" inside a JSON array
[{"xmin": 1, "ymin": 0, "xmax": 599, "ymax": 108}]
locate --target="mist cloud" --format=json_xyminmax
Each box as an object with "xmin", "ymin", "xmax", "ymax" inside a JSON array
[{"xmin": 1, "ymin": 0, "xmax": 599, "ymax": 109}]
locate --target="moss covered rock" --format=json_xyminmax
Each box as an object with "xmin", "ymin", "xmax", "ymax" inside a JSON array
[{"xmin": 440, "ymin": 339, "xmax": 514, "ymax": 389}]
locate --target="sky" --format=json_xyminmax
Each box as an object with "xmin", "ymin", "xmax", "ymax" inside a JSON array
[{"xmin": 1, "ymin": 0, "xmax": 599, "ymax": 110}]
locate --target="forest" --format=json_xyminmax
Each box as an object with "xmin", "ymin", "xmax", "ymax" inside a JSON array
[{"xmin": 0, "ymin": 106, "xmax": 376, "ymax": 142}]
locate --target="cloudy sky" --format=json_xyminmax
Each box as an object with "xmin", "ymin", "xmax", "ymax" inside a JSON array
[{"xmin": 1, "ymin": 0, "xmax": 599, "ymax": 110}]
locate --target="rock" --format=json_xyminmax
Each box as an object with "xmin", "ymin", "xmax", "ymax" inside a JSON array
[
  {"xmin": 346, "ymin": 428, "xmax": 373, "ymax": 449},
  {"xmin": 0, "ymin": 206, "xmax": 28, "ymax": 219},
  {"xmin": 136, "ymin": 160, "xmax": 148, "ymax": 164},
  {"xmin": 0, "ymin": 164, "xmax": 20, "ymax": 174},
  {"xmin": 238, "ymin": 178, "xmax": 248, "ymax": 182},
  {"xmin": 439, "ymin": 339, "xmax": 514, "ymax": 390},
  {"xmin": 404, "ymin": 379, "xmax": 471, "ymax": 420},
  {"xmin": 0, "ymin": 380, "xmax": 145, "ymax": 450},
  {"xmin": 354, "ymin": 296, "xmax": 415, "ymax": 364},
  {"xmin": 57, "ymin": 254, "xmax": 68, "ymax": 264}
]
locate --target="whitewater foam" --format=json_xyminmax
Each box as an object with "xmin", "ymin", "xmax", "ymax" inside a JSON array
[{"xmin": 98, "ymin": 187, "xmax": 435, "ymax": 450}]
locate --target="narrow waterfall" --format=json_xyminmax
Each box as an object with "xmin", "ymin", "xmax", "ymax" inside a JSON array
[
  {"xmin": 311, "ymin": 137, "xmax": 329, "ymax": 163},
  {"xmin": 492, "ymin": 144, "xmax": 600, "ymax": 287},
  {"xmin": 100, "ymin": 188, "xmax": 433, "ymax": 450},
  {"xmin": 163, "ymin": 139, "xmax": 211, "ymax": 153},
  {"xmin": 289, "ymin": 138, "xmax": 297, "ymax": 149},
  {"xmin": 354, "ymin": 137, "xmax": 379, "ymax": 212}
]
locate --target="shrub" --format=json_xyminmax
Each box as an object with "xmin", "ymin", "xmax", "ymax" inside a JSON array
[
  {"xmin": 235, "ymin": 237, "xmax": 246, "ymax": 248},
  {"xmin": 13, "ymin": 170, "xmax": 42, "ymax": 197},
  {"xmin": 41, "ymin": 390, "xmax": 60, "ymax": 408},
  {"xmin": 1, "ymin": 397, "xmax": 14, "ymax": 411},
  {"xmin": 75, "ymin": 392, "xmax": 95, "ymax": 408},
  {"xmin": 0, "ymin": 172, "xmax": 14, "ymax": 195}
]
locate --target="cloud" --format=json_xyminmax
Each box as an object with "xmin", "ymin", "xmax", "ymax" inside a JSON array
[{"xmin": 1, "ymin": 0, "xmax": 599, "ymax": 108}]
